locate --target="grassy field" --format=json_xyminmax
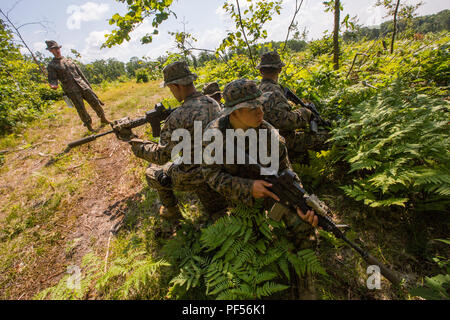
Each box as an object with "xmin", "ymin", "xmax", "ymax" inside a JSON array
[
  {"xmin": 0, "ymin": 80, "xmax": 174, "ymax": 299},
  {"xmin": 0, "ymin": 78, "xmax": 447, "ymax": 300}
]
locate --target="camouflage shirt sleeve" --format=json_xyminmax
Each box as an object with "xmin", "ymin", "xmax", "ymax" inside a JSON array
[
  {"xmin": 129, "ymin": 114, "xmax": 177, "ymax": 165},
  {"xmin": 202, "ymin": 163, "xmax": 256, "ymax": 207},
  {"xmin": 47, "ymin": 63, "xmax": 59, "ymax": 87},
  {"xmin": 260, "ymin": 80, "xmax": 311, "ymax": 131},
  {"xmin": 74, "ymin": 63, "xmax": 92, "ymax": 89},
  {"xmin": 268, "ymin": 123, "xmax": 303, "ymax": 186}
]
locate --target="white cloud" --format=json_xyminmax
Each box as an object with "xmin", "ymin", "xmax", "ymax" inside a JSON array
[
  {"xmin": 33, "ymin": 42, "xmax": 46, "ymax": 53},
  {"xmin": 196, "ymin": 28, "xmax": 227, "ymax": 51},
  {"xmin": 66, "ymin": 2, "xmax": 110, "ymax": 30},
  {"xmin": 215, "ymin": 5, "xmax": 228, "ymax": 22}
]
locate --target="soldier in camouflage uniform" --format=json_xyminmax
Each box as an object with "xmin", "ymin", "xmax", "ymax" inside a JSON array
[
  {"xmin": 46, "ymin": 40, "xmax": 110, "ymax": 131},
  {"xmin": 114, "ymin": 61, "xmax": 228, "ymax": 223},
  {"xmin": 201, "ymin": 79, "xmax": 319, "ymax": 298},
  {"xmin": 202, "ymin": 82, "xmax": 223, "ymax": 106},
  {"xmin": 257, "ymin": 51, "xmax": 329, "ymax": 159}
]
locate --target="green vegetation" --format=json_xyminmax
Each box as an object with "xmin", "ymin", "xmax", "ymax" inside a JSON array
[
  {"xmin": 0, "ymin": 21, "xmax": 52, "ymax": 133},
  {"xmin": 164, "ymin": 202, "xmax": 325, "ymax": 299},
  {"xmin": 0, "ymin": 1, "xmax": 448, "ymax": 301}
]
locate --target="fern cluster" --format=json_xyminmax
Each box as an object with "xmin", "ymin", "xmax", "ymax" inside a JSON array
[
  {"xmin": 164, "ymin": 201, "xmax": 326, "ymax": 300},
  {"xmin": 34, "ymin": 250, "xmax": 169, "ymax": 300},
  {"xmin": 331, "ymin": 79, "xmax": 449, "ymax": 210}
]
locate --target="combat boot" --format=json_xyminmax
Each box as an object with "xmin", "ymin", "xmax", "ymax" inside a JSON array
[
  {"xmin": 298, "ymin": 274, "xmax": 317, "ymax": 300},
  {"xmin": 209, "ymin": 207, "xmax": 228, "ymax": 223},
  {"xmin": 100, "ymin": 116, "xmax": 111, "ymax": 126},
  {"xmin": 159, "ymin": 205, "xmax": 183, "ymax": 222},
  {"xmin": 85, "ymin": 122, "xmax": 95, "ymax": 132}
]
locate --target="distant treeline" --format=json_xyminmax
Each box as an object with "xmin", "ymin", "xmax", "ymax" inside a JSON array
[{"xmin": 343, "ymin": 9, "xmax": 449, "ymax": 42}]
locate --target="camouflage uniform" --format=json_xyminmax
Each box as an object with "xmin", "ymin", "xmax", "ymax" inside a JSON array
[
  {"xmin": 201, "ymin": 79, "xmax": 317, "ymax": 298},
  {"xmin": 202, "ymin": 82, "xmax": 223, "ymax": 107},
  {"xmin": 257, "ymin": 51, "xmax": 329, "ymax": 157},
  {"xmin": 46, "ymin": 40, "xmax": 108, "ymax": 127},
  {"xmin": 201, "ymin": 79, "xmax": 313, "ymax": 235},
  {"xmin": 129, "ymin": 61, "xmax": 228, "ymax": 215}
]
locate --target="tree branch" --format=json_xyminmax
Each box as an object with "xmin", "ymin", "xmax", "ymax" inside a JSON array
[
  {"xmin": 235, "ymin": 0, "xmax": 255, "ymax": 69},
  {"xmin": 7, "ymin": 0, "xmax": 22, "ymax": 16},
  {"xmin": 282, "ymin": 0, "xmax": 304, "ymax": 53},
  {"xmin": 0, "ymin": 8, "xmax": 47, "ymax": 76},
  {"xmin": 346, "ymin": 52, "xmax": 368, "ymax": 79}
]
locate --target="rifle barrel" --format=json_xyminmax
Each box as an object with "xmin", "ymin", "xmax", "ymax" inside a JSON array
[{"xmin": 68, "ymin": 130, "xmax": 114, "ymax": 148}]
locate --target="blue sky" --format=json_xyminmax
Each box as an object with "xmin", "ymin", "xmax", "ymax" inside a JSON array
[{"xmin": 1, "ymin": 0, "xmax": 448, "ymax": 63}]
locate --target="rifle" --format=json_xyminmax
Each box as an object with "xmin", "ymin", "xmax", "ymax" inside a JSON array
[
  {"xmin": 283, "ymin": 87, "xmax": 330, "ymax": 134},
  {"xmin": 67, "ymin": 103, "xmax": 174, "ymax": 148},
  {"xmin": 264, "ymin": 168, "xmax": 401, "ymax": 285}
]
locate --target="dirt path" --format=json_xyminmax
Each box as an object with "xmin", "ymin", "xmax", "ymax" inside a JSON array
[{"xmin": 0, "ymin": 81, "xmax": 166, "ymax": 299}]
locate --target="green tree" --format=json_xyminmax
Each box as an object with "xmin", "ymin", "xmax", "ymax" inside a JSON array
[
  {"xmin": 0, "ymin": 20, "xmax": 46, "ymax": 133},
  {"xmin": 376, "ymin": 0, "xmax": 423, "ymax": 53},
  {"xmin": 103, "ymin": 0, "xmax": 175, "ymax": 48},
  {"xmin": 218, "ymin": 0, "xmax": 282, "ymax": 68},
  {"xmin": 323, "ymin": 1, "xmax": 356, "ymax": 70}
]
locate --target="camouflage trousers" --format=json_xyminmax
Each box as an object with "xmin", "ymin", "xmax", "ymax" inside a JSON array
[
  {"xmin": 266, "ymin": 200, "xmax": 316, "ymax": 249},
  {"xmin": 66, "ymin": 89, "xmax": 106, "ymax": 126},
  {"xmin": 145, "ymin": 162, "xmax": 229, "ymax": 216},
  {"xmin": 283, "ymin": 130, "xmax": 330, "ymax": 159},
  {"xmin": 267, "ymin": 201, "xmax": 317, "ymax": 299}
]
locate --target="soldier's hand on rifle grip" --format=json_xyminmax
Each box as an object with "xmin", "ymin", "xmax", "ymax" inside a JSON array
[
  {"xmin": 111, "ymin": 117, "xmax": 137, "ymax": 142},
  {"xmin": 252, "ymin": 180, "xmax": 280, "ymax": 202},
  {"xmin": 296, "ymin": 208, "xmax": 319, "ymax": 228}
]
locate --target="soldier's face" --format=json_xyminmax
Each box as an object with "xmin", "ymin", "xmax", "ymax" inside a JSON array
[
  {"xmin": 167, "ymin": 84, "xmax": 183, "ymax": 102},
  {"xmin": 49, "ymin": 48, "xmax": 61, "ymax": 58},
  {"xmin": 233, "ymin": 106, "xmax": 264, "ymax": 128}
]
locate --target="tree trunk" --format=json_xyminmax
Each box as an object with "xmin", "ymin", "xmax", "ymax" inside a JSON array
[
  {"xmin": 333, "ymin": 0, "xmax": 341, "ymax": 70},
  {"xmin": 391, "ymin": 0, "xmax": 401, "ymax": 54}
]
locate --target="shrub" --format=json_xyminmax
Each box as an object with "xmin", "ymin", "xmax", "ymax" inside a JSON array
[
  {"xmin": 136, "ymin": 68, "xmax": 149, "ymax": 83},
  {"xmin": 164, "ymin": 202, "xmax": 326, "ymax": 300},
  {"xmin": 331, "ymin": 79, "xmax": 450, "ymax": 210},
  {"xmin": 37, "ymin": 84, "xmax": 64, "ymax": 101}
]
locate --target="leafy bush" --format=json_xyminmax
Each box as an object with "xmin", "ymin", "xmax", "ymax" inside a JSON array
[
  {"xmin": 309, "ymin": 36, "xmax": 334, "ymax": 57},
  {"xmin": 410, "ymin": 239, "xmax": 450, "ymax": 300},
  {"xmin": 37, "ymin": 83, "xmax": 64, "ymax": 101},
  {"xmin": 331, "ymin": 80, "xmax": 449, "ymax": 210},
  {"xmin": 164, "ymin": 202, "xmax": 326, "ymax": 300},
  {"xmin": 34, "ymin": 250, "xmax": 169, "ymax": 300},
  {"xmin": 0, "ymin": 21, "xmax": 48, "ymax": 133},
  {"xmin": 135, "ymin": 68, "xmax": 149, "ymax": 83}
]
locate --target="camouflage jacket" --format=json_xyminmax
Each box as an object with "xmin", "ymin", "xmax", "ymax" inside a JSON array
[
  {"xmin": 258, "ymin": 79, "xmax": 311, "ymax": 134},
  {"xmin": 131, "ymin": 92, "xmax": 221, "ymax": 177},
  {"xmin": 201, "ymin": 115, "xmax": 300, "ymax": 207},
  {"xmin": 47, "ymin": 57, "xmax": 91, "ymax": 93}
]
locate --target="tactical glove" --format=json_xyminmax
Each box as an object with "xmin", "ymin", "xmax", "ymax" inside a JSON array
[{"xmin": 111, "ymin": 117, "xmax": 138, "ymax": 142}]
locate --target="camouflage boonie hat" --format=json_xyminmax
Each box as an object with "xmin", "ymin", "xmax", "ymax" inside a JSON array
[
  {"xmin": 45, "ymin": 40, "xmax": 62, "ymax": 50},
  {"xmin": 257, "ymin": 51, "xmax": 285, "ymax": 69},
  {"xmin": 202, "ymin": 82, "xmax": 221, "ymax": 97},
  {"xmin": 221, "ymin": 79, "xmax": 268, "ymax": 116},
  {"xmin": 162, "ymin": 61, "xmax": 198, "ymax": 87}
]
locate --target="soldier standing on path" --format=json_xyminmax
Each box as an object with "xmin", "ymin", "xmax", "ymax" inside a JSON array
[
  {"xmin": 257, "ymin": 51, "xmax": 329, "ymax": 159},
  {"xmin": 45, "ymin": 40, "xmax": 110, "ymax": 132},
  {"xmin": 113, "ymin": 61, "xmax": 228, "ymax": 227}
]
